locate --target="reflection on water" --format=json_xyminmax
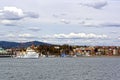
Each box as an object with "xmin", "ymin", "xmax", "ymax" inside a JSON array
[{"xmin": 0, "ymin": 58, "xmax": 120, "ymax": 80}]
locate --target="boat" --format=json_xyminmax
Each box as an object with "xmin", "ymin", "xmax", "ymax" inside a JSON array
[
  {"xmin": 60, "ymin": 53, "xmax": 67, "ymax": 57},
  {"xmin": 16, "ymin": 47, "xmax": 39, "ymax": 58}
]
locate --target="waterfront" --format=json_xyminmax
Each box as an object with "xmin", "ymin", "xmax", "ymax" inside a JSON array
[{"xmin": 0, "ymin": 57, "xmax": 120, "ymax": 80}]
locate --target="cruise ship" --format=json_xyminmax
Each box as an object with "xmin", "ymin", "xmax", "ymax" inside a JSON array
[{"xmin": 16, "ymin": 47, "xmax": 39, "ymax": 58}]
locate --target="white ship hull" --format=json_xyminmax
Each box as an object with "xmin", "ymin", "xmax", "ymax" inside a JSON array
[{"xmin": 16, "ymin": 54, "xmax": 39, "ymax": 59}]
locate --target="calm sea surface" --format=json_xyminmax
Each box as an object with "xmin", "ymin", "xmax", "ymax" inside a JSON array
[{"xmin": 0, "ymin": 57, "xmax": 120, "ymax": 80}]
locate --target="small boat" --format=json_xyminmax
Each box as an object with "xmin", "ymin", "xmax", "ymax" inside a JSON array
[{"xmin": 60, "ymin": 53, "xmax": 66, "ymax": 57}]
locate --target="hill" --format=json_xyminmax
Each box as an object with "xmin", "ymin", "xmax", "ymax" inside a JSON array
[{"xmin": 0, "ymin": 41, "xmax": 51, "ymax": 49}]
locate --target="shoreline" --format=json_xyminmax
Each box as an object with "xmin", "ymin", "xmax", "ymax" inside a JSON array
[
  {"xmin": 0, "ymin": 55, "xmax": 120, "ymax": 58},
  {"xmin": 75, "ymin": 55, "xmax": 120, "ymax": 58}
]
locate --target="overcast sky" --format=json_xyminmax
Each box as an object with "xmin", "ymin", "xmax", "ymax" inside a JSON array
[{"xmin": 0, "ymin": 0, "xmax": 120, "ymax": 46}]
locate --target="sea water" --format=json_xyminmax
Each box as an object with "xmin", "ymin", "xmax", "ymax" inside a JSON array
[{"xmin": 0, "ymin": 57, "xmax": 120, "ymax": 80}]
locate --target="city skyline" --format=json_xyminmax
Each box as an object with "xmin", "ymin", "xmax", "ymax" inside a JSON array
[{"xmin": 0, "ymin": 0, "xmax": 120, "ymax": 46}]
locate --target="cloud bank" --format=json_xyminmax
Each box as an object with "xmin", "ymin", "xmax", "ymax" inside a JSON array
[{"xmin": 43, "ymin": 33, "xmax": 108, "ymax": 39}]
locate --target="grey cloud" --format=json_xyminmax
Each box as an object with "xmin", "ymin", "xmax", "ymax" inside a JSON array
[
  {"xmin": 52, "ymin": 14, "xmax": 59, "ymax": 18},
  {"xmin": 79, "ymin": 0, "xmax": 107, "ymax": 9},
  {"xmin": 28, "ymin": 27, "xmax": 41, "ymax": 31},
  {"xmin": 52, "ymin": 13, "xmax": 68, "ymax": 19},
  {"xmin": 60, "ymin": 19, "xmax": 70, "ymax": 24},
  {"xmin": 53, "ymin": 13, "xmax": 71, "ymax": 24},
  {"xmin": 101, "ymin": 23, "xmax": 120, "ymax": 27},
  {"xmin": 79, "ymin": 20, "xmax": 120, "ymax": 27},
  {"xmin": 1, "ymin": 11, "xmax": 23, "ymax": 20},
  {"xmin": 85, "ymin": 18, "xmax": 92, "ymax": 20},
  {"xmin": 3, "ymin": 22, "xmax": 17, "ymax": 26},
  {"xmin": 0, "ymin": 6, "xmax": 39, "ymax": 20},
  {"xmin": 79, "ymin": 21, "xmax": 100, "ymax": 27},
  {"xmin": 25, "ymin": 12, "xmax": 39, "ymax": 18}
]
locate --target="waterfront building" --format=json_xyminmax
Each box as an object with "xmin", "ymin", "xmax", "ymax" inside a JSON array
[{"xmin": 0, "ymin": 47, "xmax": 7, "ymax": 54}]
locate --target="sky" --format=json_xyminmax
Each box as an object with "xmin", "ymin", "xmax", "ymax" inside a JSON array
[{"xmin": 0, "ymin": 0, "xmax": 120, "ymax": 46}]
